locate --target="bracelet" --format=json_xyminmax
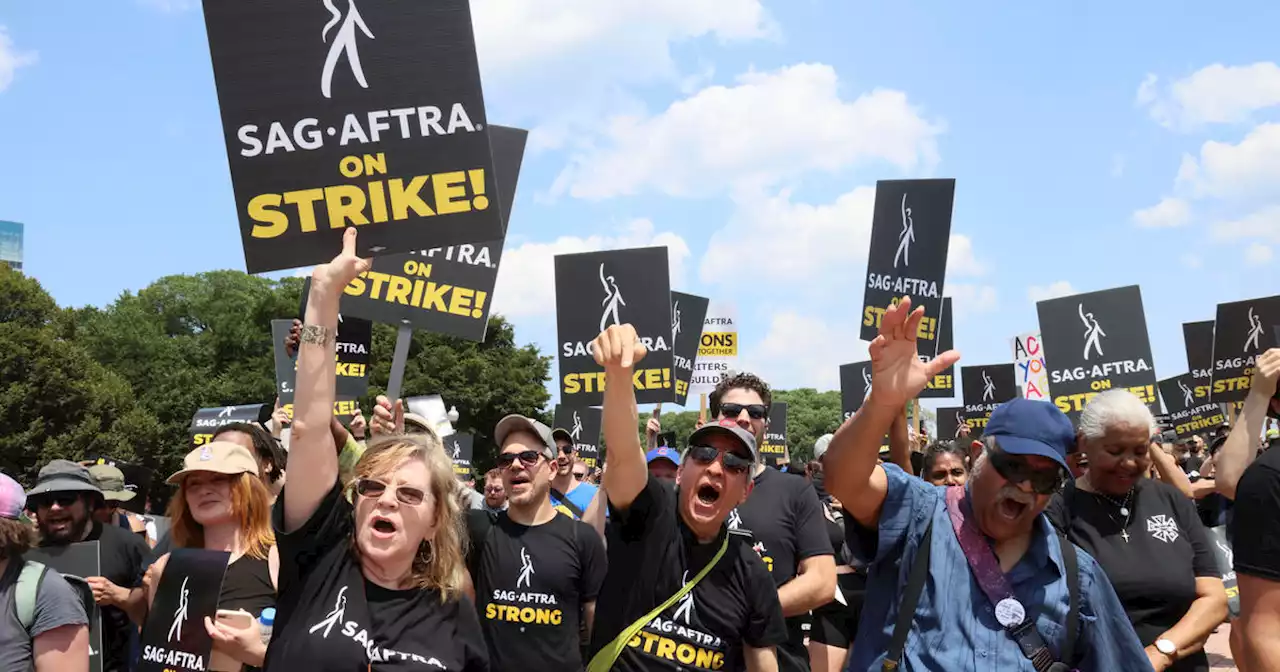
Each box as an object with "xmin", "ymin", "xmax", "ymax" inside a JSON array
[{"xmin": 299, "ymin": 324, "xmax": 336, "ymax": 347}]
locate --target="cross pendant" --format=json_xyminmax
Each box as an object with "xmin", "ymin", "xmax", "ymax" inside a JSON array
[{"xmin": 1121, "ymin": 529, "xmax": 1130, "ymax": 543}]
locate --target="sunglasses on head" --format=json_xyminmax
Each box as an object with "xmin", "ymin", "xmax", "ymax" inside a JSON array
[
  {"xmin": 496, "ymin": 450, "xmax": 544, "ymax": 469},
  {"xmin": 686, "ymin": 445, "xmax": 753, "ymax": 475},
  {"xmin": 718, "ymin": 403, "xmax": 768, "ymax": 420},
  {"xmin": 354, "ymin": 478, "xmax": 425, "ymax": 506},
  {"xmin": 986, "ymin": 448, "xmax": 1065, "ymax": 495}
]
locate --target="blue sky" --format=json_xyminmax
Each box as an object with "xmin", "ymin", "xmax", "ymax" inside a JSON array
[{"xmin": 2, "ymin": 0, "xmax": 1279, "ymax": 413}]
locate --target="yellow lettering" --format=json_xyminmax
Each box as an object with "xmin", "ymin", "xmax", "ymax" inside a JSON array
[
  {"xmin": 283, "ymin": 188, "xmax": 324, "ymax": 233},
  {"xmin": 324, "ymin": 185, "xmax": 369, "ymax": 228},
  {"xmin": 248, "ymin": 194, "xmax": 288, "ymax": 239},
  {"xmin": 388, "ymin": 175, "xmax": 434, "ymax": 219},
  {"xmin": 432, "ymin": 171, "xmax": 469, "ymax": 215}
]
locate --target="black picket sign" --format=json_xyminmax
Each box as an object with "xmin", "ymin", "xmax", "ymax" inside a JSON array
[
  {"xmin": 919, "ymin": 296, "xmax": 956, "ymax": 399},
  {"xmin": 445, "ymin": 433, "xmax": 475, "ymax": 481},
  {"xmin": 139, "ymin": 549, "xmax": 231, "ymax": 672},
  {"xmin": 272, "ymin": 308, "xmax": 372, "ymax": 403},
  {"xmin": 670, "ymin": 292, "xmax": 710, "ymax": 406},
  {"xmin": 935, "ymin": 406, "xmax": 967, "ymax": 441},
  {"xmin": 839, "ymin": 361, "xmax": 874, "ymax": 421},
  {"xmin": 555, "ymin": 247, "xmax": 675, "ymax": 405},
  {"xmin": 1158, "ymin": 373, "xmax": 1228, "ymax": 439},
  {"xmin": 1182, "ymin": 320, "xmax": 1215, "ymax": 384},
  {"xmin": 553, "ymin": 405, "xmax": 603, "ymax": 469},
  {"xmin": 761, "ymin": 402, "xmax": 788, "ymax": 466},
  {"xmin": 187, "ymin": 404, "xmax": 269, "ymax": 449},
  {"xmin": 960, "ymin": 364, "xmax": 1018, "ymax": 434},
  {"xmin": 1210, "ymin": 295, "xmax": 1280, "ymax": 403},
  {"xmin": 26, "ymin": 542, "xmax": 103, "ymax": 672},
  {"xmin": 201, "ymin": 0, "xmax": 503, "ymax": 272}
]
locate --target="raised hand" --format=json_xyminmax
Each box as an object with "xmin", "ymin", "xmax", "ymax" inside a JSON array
[
  {"xmin": 866, "ymin": 297, "xmax": 960, "ymax": 410},
  {"xmin": 1249, "ymin": 348, "xmax": 1280, "ymax": 408},
  {"xmin": 592, "ymin": 324, "xmax": 647, "ymax": 372},
  {"xmin": 371, "ymin": 394, "xmax": 404, "ymax": 437},
  {"xmin": 311, "ymin": 227, "xmax": 371, "ymax": 293}
]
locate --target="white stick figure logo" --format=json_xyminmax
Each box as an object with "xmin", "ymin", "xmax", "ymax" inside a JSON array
[
  {"xmin": 452, "ymin": 442, "xmax": 461, "ymax": 460},
  {"xmin": 167, "ymin": 576, "xmax": 189, "ymax": 643},
  {"xmin": 893, "ymin": 192, "xmax": 915, "ymax": 269},
  {"xmin": 672, "ymin": 301, "xmax": 682, "ymax": 338},
  {"xmin": 309, "ymin": 586, "xmax": 348, "ymax": 638},
  {"xmin": 570, "ymin": 411, "xmax": 583, "ymax": 441},
  {"xmin": 321, "ymin": 0, "xmax": 374, "ymax": 99},
  {"xmin": 862, "ymin": 368, "xmax": 873, "ymax": 401},
  {"xmin": 1178, "ymin": 379, "xmax": 1194, "ymax": 408},
  {"xmin": 1079, "ymin": 303, "xmax": 1106, "ymax": 361},
  {"xmin": 727, "ymin": 508, "xmax": 743, "ymax": 530},
  {"xmin": 517, "ymin": 547, "xmax": 535, "ymax": 589},
  {"xmin": 982, "ymin": 370, "xmax": 995, "ymax": 401},
  {"xmin": 598, "ymin": 263, "xmax": 626, "ymax": 332},
  {"xmin": 1245, "ymin": 307, "xmax": 1264, "ymax": 352},
  {"xmin": 218, "ymin": 406, "xmax": 234, "ymax": 418},
  {"xmin": 672, "ymin": 571, "xmax": 695, "ymax": 624}
]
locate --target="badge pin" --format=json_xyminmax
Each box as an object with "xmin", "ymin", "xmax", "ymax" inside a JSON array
[
  {"xmin": 994, "ymin": 597, "xmax": 1025, "ymax": 628},
  {"xmin": 199, "ymin": 446, "xmax": 213, "ymax": 461}
]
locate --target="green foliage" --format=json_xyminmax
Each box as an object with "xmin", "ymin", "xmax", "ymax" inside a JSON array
[{"xmin": 774, "ymin": 388, "xmax": 843, "ymax": 465}]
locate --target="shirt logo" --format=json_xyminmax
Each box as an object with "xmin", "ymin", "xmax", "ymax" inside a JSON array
[
  {"xmin": 321, "ymin": 0, "xmax": 375, "ymax": 99},
  {"xmin": 167, "ymin": 576, "xmax": 190, "ymax": 643},
  {"xmin": 727, "ymin": 509, "xmax": 743, "ymax": 530},
  {"xmin": 1079, "ymin": 303, "xmax": 1106, "ymax": 361},
  {"xmin": 599, "ymin": 263, "xmax": 626, "ymax": 332},
  {"xmin": 672, "ymin": 571, "xmax": 696, "ymax": 625},
  {"xmin": 982, "ymin": 370, "xmax": 995, "ymax": 402},
  {"xmin": 310, "ymin": 585, "xmax": 349, "ymax": 638},
  {"xmin": 1245, "ymin": 307, "xmax": 1264, "ymax": 352},
  {"xmin": 1147, "ymin": 514, "xmax": 1180, "ymax": 544},
  {"xmin": 517, "ymin": 547, "xmax": 535, "ymax": 589},
  {"xmin": 893, "ymin": 192, "xmax": 915, "ymax": 269}
]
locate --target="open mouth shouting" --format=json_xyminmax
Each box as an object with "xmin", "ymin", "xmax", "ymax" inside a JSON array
[
  {"xmin": 995, "ymin": 493, "xmax": 1031, "ymax": 522},
  {"xmin": 370, "ymin": 514, "xmax": 399, "ymax": 540},
  {"xmin": 507, "ymin": 472, "xmax": 532, "ymax": 495}
]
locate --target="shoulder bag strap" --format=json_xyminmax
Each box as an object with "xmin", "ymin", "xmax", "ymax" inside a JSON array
[
  {"xmin": 1058, "ymin": 531, "xmax": 1079, "ymax": 667},
  {"xmin": 551, "ymin": 488, "xmax": 585, "ymax": 518},
  {"xmin": 881, "ymin": 519, "xmax": 934, "ymax": 671},
  {"xmin": 586, "ymin": 533, "xmax": 730, "ymax": 672}
]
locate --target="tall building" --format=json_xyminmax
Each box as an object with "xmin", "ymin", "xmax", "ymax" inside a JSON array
[{"xmin": 0, "ymin": 221, "xmax": 23, "ymax": 271}]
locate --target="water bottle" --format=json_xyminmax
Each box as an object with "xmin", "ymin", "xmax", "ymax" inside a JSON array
[{"xmin": 259, "ymin": 607, "xmax": 275, "ymax": 649}]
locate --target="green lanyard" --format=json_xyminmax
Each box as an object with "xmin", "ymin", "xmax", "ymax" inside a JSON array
[{"xmin": 586, "ymin": 534, "xmax": 730, "ymax": 672}]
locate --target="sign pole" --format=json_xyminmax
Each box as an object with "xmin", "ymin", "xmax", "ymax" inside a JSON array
[
  {"xmin": 386, "ymin": 325, "xmax": 413, "ymax": 401},
  {"xmin": 698, "ymin": 394, "xmax": 707, "ymax": 427}
]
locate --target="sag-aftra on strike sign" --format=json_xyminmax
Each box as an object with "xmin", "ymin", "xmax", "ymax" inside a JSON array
[{"xmin": 202, "ymin": 0, "xmax": 503, "ymax": 272}]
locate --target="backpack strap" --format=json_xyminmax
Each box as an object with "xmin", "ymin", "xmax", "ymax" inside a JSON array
[
  {"xmin": 15, "ymin": 560, "xmax": 48, "ymax": 634},
  {"xmin": 882, "ymin": 519, "xmax": 934, "ymax": 671},
  {"xmin": 1058, "ymin": 530, "xmax": 1079, "ymax": 667}
]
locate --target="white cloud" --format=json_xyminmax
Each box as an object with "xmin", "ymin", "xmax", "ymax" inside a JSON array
[
  {"xmin": 1138, "ymin": 63, "xmax": 1280, "ymax": 129},
  {"xmin": 552, "ymin": 63, "xmax": 944, "ymax": 200},
  {"xmin": 948, "ymin": 284, "xmax": 999, "ymax": 316},
  {"xmin": 1132, "ymin": 197, "xmax": 1190, "ymax": 229},
  {"xmin": 1179, "ymin": 123, "xmax": 1280, "ymax": 200},
  {"xmin": 493, "ymin": 219, "xmax": 690, "ymax": 318},
  {"xmin": 1245, "ymin": 243, "xmax": 1274, "ymax": 266},
  {"xmin": 1028, "ymin": 281, "xmax": 1076, "ymax": 304},
  {"xmin": 1211, "ymin": 205, "xmax": 1280, "ymax": 243},
  {"xmin": 740, "ymin": 312, "xmax": 865, "ymax": 390},
  {"xmin": 0, "ymin": 27, "xmax": 37, "ymax": 93},
  {"xmin": 945, "ymin": 234, "xmax": 986, "ymax": 278}
]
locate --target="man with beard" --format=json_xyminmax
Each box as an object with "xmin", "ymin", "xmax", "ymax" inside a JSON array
[
  {"xmin": 823, "ymin": 297, "xmax": 1148, "ymax": 671},
  {"xmin": 27, "ymin": 460, "xmax": 150, "ymax": 672},
  {"xmin": 467, "ymin": 415, "xmax": 606, "ymax": 671},
  {"xmin": 590, "ymin": 324, "xmax": 786, "ymax": 671},
  {"xmin": 712, "ymin": 373, "xmax": 836, "ymax": 672},
  {"xmin": 550, "ymin": 427, "xmax": 599, "ymax": 520}
]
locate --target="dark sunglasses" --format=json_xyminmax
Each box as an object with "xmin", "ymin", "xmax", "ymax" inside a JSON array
[
  {"xmin": 572, "ymin": 472, "xmax": 586, "ymax": 481},
  {"xmin": 986, "ymin": 449, "xmax": 1065, "ymax": 495},
  {"xmin": 354, "ymin": 478, "xmax": 425, "ymax": 506},
  {"xmin": 558, "ymin": 444, "xmax": 574, "ymax": 455},
  {"xmin": 32, "ymin": 493, "xmax": 81, "ymax": 509},
  {"xmin": 718, "ymin": 403, "xmax": 768, "ymax": 420},
  {"xmin": 496, "ymin": 450, "xmax": 544, "ymax": 469},
  {"xmin": 687, "ymin": 445, "xmax": 752, "ymax": 475}
]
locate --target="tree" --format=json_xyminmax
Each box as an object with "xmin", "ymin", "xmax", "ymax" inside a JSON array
[
  {"xmin": 774, "ymin": 388, "xmax": 843, "ymax": 465},
  {"xmin": 0, "ymin": 267, "xmax": 165, "ymax": 483}
]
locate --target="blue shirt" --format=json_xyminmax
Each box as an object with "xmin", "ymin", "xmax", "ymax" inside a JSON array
[
  {"xmin": 551, "ymin": 482, "xmax": 598, "ymax": 519},
  {"xmin": 845, "ymin": 465, "xmax": 1148, "ymax": 671}
]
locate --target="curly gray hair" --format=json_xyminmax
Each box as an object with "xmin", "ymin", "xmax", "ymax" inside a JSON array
[{"xmin": 1078, "ymin": 390, "xmax": 1155, "ymax": 441}]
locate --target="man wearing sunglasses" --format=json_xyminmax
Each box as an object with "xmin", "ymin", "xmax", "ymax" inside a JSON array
[
  {"xmin": 712, "ymin": 373, "xmax": 836, "ymax": 672},
  {"xmin": 549, "ymin": 427, "xmax": 599, "ymax": 521},
  {"xmin": 592, "ymin": 324, "xmax": 786, "ymax": 672},
  {"xmin": 467, "ymin": 415, "xmax": 606, "ymax": 672},
  {"xmin": 823, "ymin": 297, "xmax": 1148, "ymax": 671}
]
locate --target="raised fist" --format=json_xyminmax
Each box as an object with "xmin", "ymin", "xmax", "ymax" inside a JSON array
[{"xmin": 592, "ymin": 324, "xmax": 647, "ymax": 372}]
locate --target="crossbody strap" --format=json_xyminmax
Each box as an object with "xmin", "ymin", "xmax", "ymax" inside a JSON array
[
  {"xmin": 551, "ymin": 488, "xmax": 586, "ymax": 518},
  {"xmin": 882, "ymin": 519, "xmax": 934, "ymax": 671},
  {"xmin": 586, "ymin": 534, "xmax": 730, "ymax": 672},
  {"xmin": 1058, "ymin": 531, "xmax": 1079, "ymax": 667}
]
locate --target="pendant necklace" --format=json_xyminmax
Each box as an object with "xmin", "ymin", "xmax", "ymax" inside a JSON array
[{"xmin": 1097, "ymin": 488, "xmax": 1135, "ymax": 543}]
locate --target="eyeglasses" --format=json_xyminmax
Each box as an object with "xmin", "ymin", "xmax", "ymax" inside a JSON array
[
  {"xmin": 32, "ymin": 493, "xmax": 80, "ymax": 509},
  {"xmin": 558, "ymin": 444, "xmax": 574, "ymax": 455},
  {"xmin": 354, "ymin": 478, "xmax": 426, "ymax": 506},
  {"xmin": 572, "ymin": 472, "xmax": 586, "ymax": 481},
  {"xmin": 687, "ymin": 445, "xmax": 752, "ymax": 475},
  {"xmin": 496, "ymin": 450, "xmax": 544, "ymax": 469},
  {"xmin": 985, "ymin": 449, "xmax": 1065, "ymax": 495},
  {"xmin": 718, "ymin": 403, "xmax": 768, "ymax": 420}
]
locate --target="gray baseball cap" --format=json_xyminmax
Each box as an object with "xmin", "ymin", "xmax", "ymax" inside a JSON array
[
  {"xmin": 27, "ymin": 460, "xmax": 103, "ymax": 498},
  {"xmin": 813, "ymin": 434, "xmax": 834, "ymax": 461},
  {"xmin": 494, "ymin": 415, "xmax": 556, "ymax": 460},
  {"xmin": 688, "ymin": 419, "xmax": 758, "ymax": 462}
]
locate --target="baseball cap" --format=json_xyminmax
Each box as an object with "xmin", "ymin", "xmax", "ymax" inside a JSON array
[
  {"xmin": 983, "ymin": 398, "xmax": 1074, "ymax": 472},
  {"xmin": 26, "ymin": 460, "xmax": 103, "ymax": 498},
  {"xmin": 0, "ymin": 472, "xmax": 25, "ymax": 520},
  {"xmin": 687, "ymin": 419, "xmax": 758, "ymax": 462},
  {"xmin": 645, "ymin": 446, "xmax": 680, "ymax": 467},
  {"xmin": 89, "ymin": 464, "xmax": 137, "ymax": 503},
  {"xmin": 167, "ymin": 442, "xmax": 259, "ymax": 484},
  {"xmin": 551, "ymin": 428, "xmax": 573, "ymax": 445},
  {"xmin": 813, "ymin": 434, "xmax": 834, "ymax": 461},
  {"xmin": 494, "ymin": 415, "xmax": 556, "ymax": 460}
]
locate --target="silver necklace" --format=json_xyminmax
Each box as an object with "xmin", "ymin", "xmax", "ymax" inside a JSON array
[{"xmin": 1095, "ymin": 488, "xmax": 1135, "ymax": 543}]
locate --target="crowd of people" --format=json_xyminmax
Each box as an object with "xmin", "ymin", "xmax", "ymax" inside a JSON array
[{"xmin": 2, "ymin": 231, "xmax": 1279, "ymax": 672}]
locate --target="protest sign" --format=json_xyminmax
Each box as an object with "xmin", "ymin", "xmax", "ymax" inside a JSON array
[
  {"xmin": 201, "ymin": 0, "xmax": 503, "ymax": 272},
  {"xmin": 444, "ymin": 434, "xmax": 474, "ymax": 480},
  {"xmin": 271, "ymin": 313, "xmax": 372, "ymax": 404},
  {"xmin": 139, "ymin": 549, "xmax": 230, "ymax": 672},
  {"xmin": 334, "ymin": 125, "xmax": 528, "ymax": 340},
  {"xmin": 839, "ymin": 361, "xmax": 874, "ymax": 421},
  {"xmin": 1158, "ymin": 374, "xmax": 1228, "ymax": 439},
  {"xmin": 761, "ymin": 402, "xmax": 788, "ymax": 466},
  {"xmin": 1036, "ymin": 285, "xmax": 1158, "ymax": 420},
  {"xmin": 553, "ymin": 405, "xmax": 603, "ymax": 469},
  {"xmin": 27, "ymin": 541, "xmax": 102, "ymax": 672},
  {"xmin": 188, "ymin": 404, "xmax": 268, "ymax": 448},
  {"xmin": 935, "ymin": 406, "xmax": 967, "ymax": 441},
  {"xmin": 860, "ymin": 179, "xmax": 955, "ymax": 342},
  {"xmin": 1210, "ymin": 295, "xmax": 1280, "ymax": 403},
  {"xmin": 278, "ymin": 399, "xmax": 364, "ymax": 426},
  {"xmin": 1183, "ymin": 321, "xmax": 1215, "ymax": 382},
  {"xmin": 1011, "ymin": 331, "xmax": 1051, "ymax": 402},
  {"xmin": 919, "ymin": 297, "xmax": 955, "ymax": 398},
  {"xmin": 670, "ymin": 292, "xmax": 710, "ymax": 406},
  {"xmin": 689, "ymin": 302, "xmax": 738, "ymax": 398},
  {"xmin": 555, "ymin": 247, "xmax": 674, "ymax": 405},
  {"xmin": 960, "ymin": 364, "xmax": 1017, "ymax": 433},
  {"xmin": 405, "ymin": 394, "xmax": 457, "ymax": 437}
]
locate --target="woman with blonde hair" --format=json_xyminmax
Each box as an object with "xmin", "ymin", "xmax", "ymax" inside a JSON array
[
  {"xmin": 144, "ymin": 441, "xmax": 279, "ymax": 671},
  {"xmin": 261, "ymin": 229, "xmax": 486, "ymax": 672}
]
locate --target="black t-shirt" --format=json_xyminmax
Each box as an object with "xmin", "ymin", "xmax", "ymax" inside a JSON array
[
  {"xmin": 1231, "ymin": 446, "xmax": 1280, "ymax": 582},
  {"xmin": 1046, "ymin": 479, "xmax": 1220, "ymax": 672},
  {"xmin": 728, "ymin": 468, "xmax": 832, "ymax": 672},
  {"xmin": 1182, "ymin": 455, "xmax": 1205, "ymax": 477},
  {"xmin": 466, "ymin": 509, "xmax": 607, "ymax": 671},
  {"xmin": 591, "ymin": 477, "xmax": 787, "ymax": 671},
  {"xmin": 264, "ymin": 480, "xmax": 489, "ymax": 672}
]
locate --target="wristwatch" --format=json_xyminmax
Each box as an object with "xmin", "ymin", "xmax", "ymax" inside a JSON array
[
  {"xmin": 299, "ymin": 324, "xmax": 336, "ymax": 347},
  {"xmin": 1155, "ymin": 639, "xmax": 1177, "ymax": 657}
]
